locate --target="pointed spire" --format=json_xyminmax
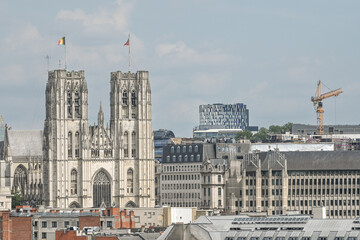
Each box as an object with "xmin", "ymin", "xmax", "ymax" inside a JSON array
[{"xmin": 98, "ymin": 101, "xmax": 104, "ymax": 127}]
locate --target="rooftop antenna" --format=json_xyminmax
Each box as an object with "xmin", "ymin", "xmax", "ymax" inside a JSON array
[{"xmin": 45, "ymin": 55, "xmax": 50, "ymax": 72}]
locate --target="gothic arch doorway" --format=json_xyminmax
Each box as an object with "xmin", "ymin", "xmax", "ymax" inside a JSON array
[
  {"xmin": 125, "ymin": 201, "xmax": 137, "ymax": 208},
  {"xmin": 69, "ymin": 201, "xmax": 80, "ymax": 208},
  {"xmin": 13, "ymin": 165, "xmax": 27, "ymax": 195},
  {"xmin": 93, "ymin": 170, "xmax": 111, "ymax": 208}
]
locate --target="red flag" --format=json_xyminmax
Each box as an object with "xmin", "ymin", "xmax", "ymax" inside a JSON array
[{"xmin": 124, "ymin": 38, "xmax": 129, "ymax": 46}]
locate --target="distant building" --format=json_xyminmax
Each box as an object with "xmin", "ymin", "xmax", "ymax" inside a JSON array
[
  {"xmin": 153, "ymin": 129, "xmax": 175, "ymax": 162},
  {"xmin": 293, "ymin": 123, "xmax": 360, "ymax": 136},
  {"xmin": 198, "ymin": 103, "xmax": 249, "ymax": 130},
  {"xmin": 159, "ymin": 142, "xmax": 250, "ymax": 209},
  {"xmin": 194, "ymin": 103, "xmax": 258, "ymax": 139}
]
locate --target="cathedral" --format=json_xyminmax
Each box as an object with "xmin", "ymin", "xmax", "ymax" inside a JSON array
[{"xmin": 0, "ymin": 69, "xmax": 155, "ymax": 209}]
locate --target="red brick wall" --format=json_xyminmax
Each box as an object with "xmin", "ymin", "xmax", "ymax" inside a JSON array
[
  {"xmin": 96, "ymin": 237, "xmax": 118, "ymax": 240},
  {"xmin": 11, "ymin": 216, "xmax": 32, "ymax": 240},
  {"xmin": 0, "ymin": 211, "xmax": 11, "ymax": 240},
  {"xmin": 79, "ymin": 216, "xmax": 100, "ymax": 230},
  {"xmin": 56, "ymin": 230, "xmax": 86, "ymax": 240}
]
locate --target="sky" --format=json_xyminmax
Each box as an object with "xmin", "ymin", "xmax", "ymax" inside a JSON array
[{"xmin": 1, "ymin": 0, "xmax": 360, "ymax": 137}]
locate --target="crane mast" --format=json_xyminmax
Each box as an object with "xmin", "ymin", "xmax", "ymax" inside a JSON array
[{"xmin": 311, "ymin": 80, "xmax": 343, "ymax": 135}]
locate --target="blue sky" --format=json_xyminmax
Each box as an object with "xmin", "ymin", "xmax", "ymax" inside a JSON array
[{"xmin": 1, "ymin": 0, "xmax": 360, "ymax": 137}]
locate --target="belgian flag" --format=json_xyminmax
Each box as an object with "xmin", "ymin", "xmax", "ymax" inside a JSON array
[{"xmin": 58, "ymin": 37, "xmax": 65, "ymax": 45}]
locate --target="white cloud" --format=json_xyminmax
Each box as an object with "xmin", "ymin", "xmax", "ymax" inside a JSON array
[
  {"xmin": 56, "ymin": 0, "xmax": 134, "ymax": 33},
  {"xmin": 155, "ymin": 41, "xmax": 229, "ymax": 65},
  {"xmin": 4, "ymin": 23, "xmax": 42, "ymax": 50}
]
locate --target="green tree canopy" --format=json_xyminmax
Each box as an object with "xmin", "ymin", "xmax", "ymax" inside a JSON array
[
  {"xmin": 11, "ymin": 189, "xmax": 23, "ymax": 209},
  {"xmin": 235, "ymin": 130, "xmax": 253, "ymax": 141}
]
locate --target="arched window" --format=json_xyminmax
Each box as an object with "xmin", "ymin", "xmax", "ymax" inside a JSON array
[
  {"xmin": 194, "ymin": 145, "xmax": 198, "ymax": 152},
  {"xmin": 71, "ymin": 169, "xmax": 77, "ymax": 195},
  {"xmin": 131, "ymin": 131, "xmax": 136, "ymax": 157},
  {"xmin": 122, "ymin": 90, "xmax": 128, "ymax": 106},
  {"xmin": 74, "ymin": 91, "xmax": 81, "ymax": 117},
  {"xmin": 75, "ymin": 132, "xmax": 80, "ymax": 158},
  {"xmin": 166, "ymin": 155, "xmax": 170, "ymax": 162},
  {"xmin": 171, "ymin": 146, "xmax": 174, "ymax": 153},
  {"xmin": 68, "ymin": 132, "xmax": 72, "ymax": 158},
  {"xmin": 183, "ymin": 146, "xmax": 186, "ymax": 153},
  {"xmin": 189, "ymin": 146, "xmax": 192, "ymax": 153},
  {"xmin": 190, "ymin": 155, "xmax": 194, "ymax": 162},
  {"xmin": 124, "ymin": 132, "xmax": 129, "ymax": 158},
  {"xmin": 178, "ymin": 155, "xmax": 182, "ymax": 162},
  {"xmin": 14, "ymin": 165, "xmax": 27, "ymax": 196},
  {"xmin": 196, "ymin": 154, "xmax": 200, "ymax": 161},
  {"xmin": 93, "ymin": 171, "xmax": 111, "ymax": 208},
  {"xmin": 172, "ymin": 155, "xmax": 176, "ymax": 162},
  {"xmin": 127, "ymin": 169, "xmax": 134, "ymax": 193},
  {"xmin": 184, "ymin": 155, "xmax": 188, "ymax": 162},
  {"xmin": 67, "ymin": 91, "xmax": 72, "ymax": 118},
  {"xmin": 131, "ymin": 90, "xmax": 137, "ymax": 106},
  {"xmin": 177, "ymin": 146, "xmax": 180, "ymax": 153}
]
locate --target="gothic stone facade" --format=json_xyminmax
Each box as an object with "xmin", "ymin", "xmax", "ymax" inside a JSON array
[{"xmin": 2, "ymin": 69, "xmax": 155, "ymax": 209}]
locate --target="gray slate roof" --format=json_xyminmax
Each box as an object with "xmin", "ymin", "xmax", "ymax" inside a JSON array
[
  {"xmin": 8, "ymin": 130, "xmax": 43, "ymax": 157},
  {"xmin": 258, "ymin": 151, "xmax": 360, "ymax": 171}
]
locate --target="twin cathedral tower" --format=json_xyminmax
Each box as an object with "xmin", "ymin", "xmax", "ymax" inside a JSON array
[{"xmin": 41, "ymin": 69, "xmax": 155, "ymax": 208}]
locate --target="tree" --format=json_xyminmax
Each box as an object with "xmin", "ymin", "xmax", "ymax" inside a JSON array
[
  {"xmin": 235, "ymin": 130, "xmax": 253, "ymax": 141},
  {"xmin": 253, "ymin": 127, "xmax": 270, "ymax": 142},
  {"xmin": 269, "ymin": 125, "xmax": 283, "ymax": 134},
  {"xmin": 282, "ymin": 122, "xmax": 293, "ymax": 133},
  {"xmin": 11, "ymin": 189, "xmax": 23, "ymax": 209}
]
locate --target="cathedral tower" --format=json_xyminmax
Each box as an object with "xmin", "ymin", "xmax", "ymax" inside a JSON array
[
  {"xmin": 43, "ymin": 70, "xmax": 88, "ymax": 208},
  {"xmin": 110, "ymin": 71, "xmax": 155, "ymax": 207}
]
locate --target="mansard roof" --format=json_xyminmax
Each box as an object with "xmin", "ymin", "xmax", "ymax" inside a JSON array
[
  {"xmin": 7, "ymin": 130, "xmax": 43, "ymax": 157},
  {"xmin": 258, "ymin": 151, "xmax": 360, "ymax": 171}
]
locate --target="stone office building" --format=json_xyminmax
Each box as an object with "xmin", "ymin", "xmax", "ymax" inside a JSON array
[
  {"xmin": 225, "ymin": 150, "xmax": 360, "ymax": 218},
  {"xmin": 159, "ymin": 142, "xmax": 250, "ymax": 209}
]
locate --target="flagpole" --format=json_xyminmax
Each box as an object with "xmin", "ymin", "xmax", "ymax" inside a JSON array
[
  {"xmin": 64, "ymin": 34, "xmax": 67, "ymax": 70},
  {"xmin": 128, "ymin": 34, "xmax": 131, "ymax": 73}
]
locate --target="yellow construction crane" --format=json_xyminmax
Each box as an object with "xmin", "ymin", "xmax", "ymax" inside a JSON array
[{"xmin": 311, "ymin": 80, "xmax": 343, "ymax": 135}]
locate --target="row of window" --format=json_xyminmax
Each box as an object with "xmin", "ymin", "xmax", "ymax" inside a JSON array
[
  {"xmin": 288, "ymin": 187, "xmax": 360, "ymax": 196},
  {"xmin": 289, "ymin": 178, "xmax": 360, "ymax": 186},
  {"xmin": 288, "ymin": 199, "xmax": 360, "ymax": 207},
  {"xmin": 166, "ymin": 154, "xmax": 201, "ymax": 162},
  {"xmin": 170, "ymin": 145, "xmax": 199, "ymax": 154},
  {"xmin": 244, "ymin": 177, "xmax": 360, "ymax": 187},
  {"xmin": 203, "ymin": 187, "xmax": 222, "ymax": 196},
  {"xmin": 162, "ymin": 192, "xmax": 200, "ymax": 199},
  {"xmin": 217, "ymin": 146, "xmax": 241, "ymax": 153},
  {"xmin": 161, "ymin": 174, "xmax": 200, "ymax": 181},
  {"xmin": 162, "ymin": 183, "xmax": 200, "ymax": 190},
  {"xmin": 203, "ymin": 199, "xmax": 222, "ymax": 207},
  {"xmin": 161, "ymin": 202, "xmax": 199, "ymax": 207},
  {"xmin": 163, "ymin": 165, "xmax": 201, "ymax": 172},
  {"xmin": 35, "ymin": 220, "xmax": 73, "ymax": 228},
  {"xmin": 203, "ymin": 175, "xmax": 222, "ymax": 183}
]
